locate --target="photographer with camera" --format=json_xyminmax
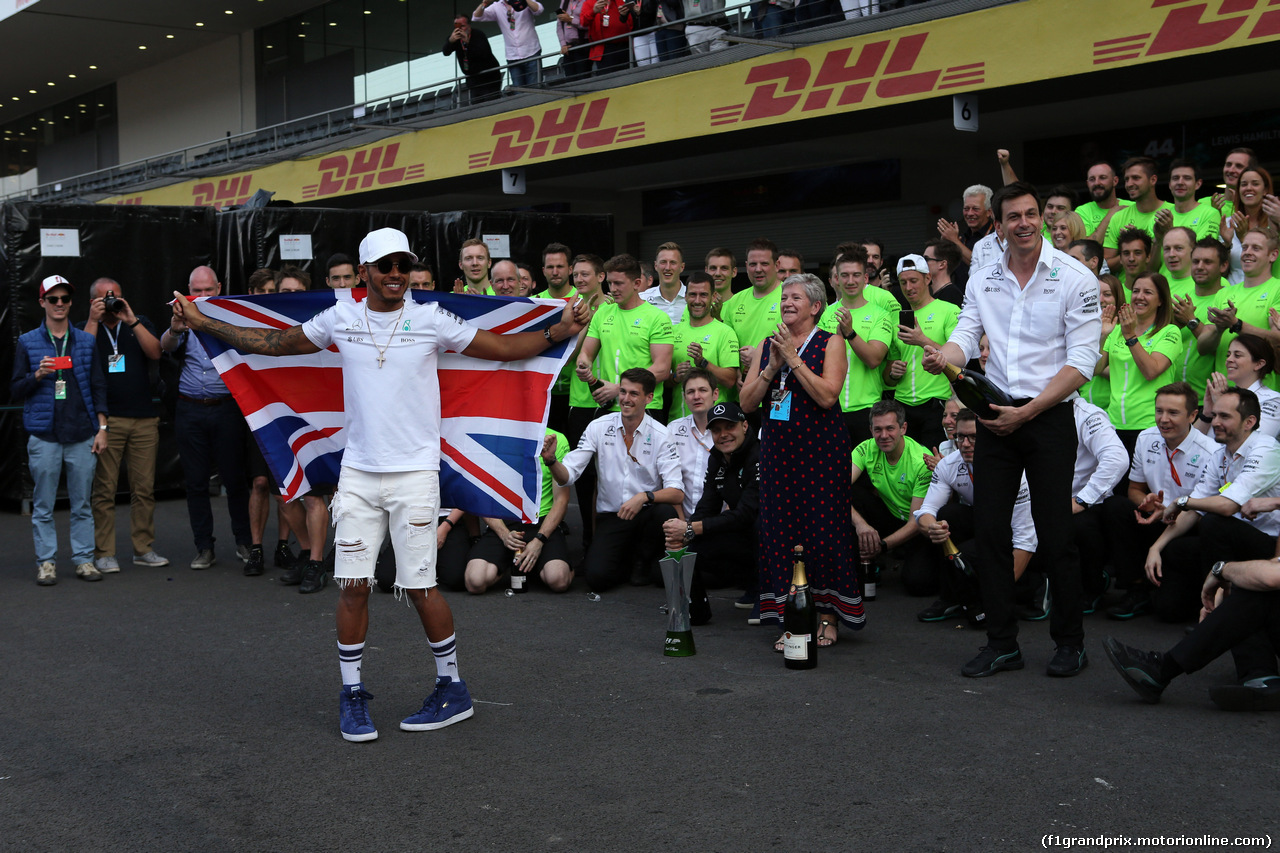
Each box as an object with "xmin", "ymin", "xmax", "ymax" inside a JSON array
[{"xmin": 83, "ymin": 277, "xmax": 169, "ymax": 572}]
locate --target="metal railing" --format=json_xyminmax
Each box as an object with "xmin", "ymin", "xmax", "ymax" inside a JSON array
[{"xmin": 6, "ymin": 0, "xmax": 972, "ymax": 205}]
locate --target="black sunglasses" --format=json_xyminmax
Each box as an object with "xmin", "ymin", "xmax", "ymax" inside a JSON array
[
  {"xmin": 375, "ymin": 257, "xmax": 412, "ymax": 275},
  {"xmin": 43, "ymin": 294, "xmax": 71, "ymax": 304}
]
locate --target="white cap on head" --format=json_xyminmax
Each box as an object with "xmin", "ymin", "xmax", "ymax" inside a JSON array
[
  {"xmin": 896, "ymin": 254, "xmax": 930, "ymax": 277},
  {"xmin": 359, "ymin": 228, "xmax": 418, "ymax": 265},
  {"xmin": 40, "ymin": 274, "xmax": 73, "ymax": 297}
]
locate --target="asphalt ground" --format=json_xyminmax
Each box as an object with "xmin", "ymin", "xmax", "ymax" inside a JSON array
[{"xmin": 4, "ymin": 494, "xmax": 1278, "ymax": 853}]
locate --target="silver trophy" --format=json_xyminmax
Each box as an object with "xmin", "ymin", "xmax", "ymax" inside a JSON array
[{"xmin": 660, "ymin": 552, "xmax": 697, "ymax": 657}]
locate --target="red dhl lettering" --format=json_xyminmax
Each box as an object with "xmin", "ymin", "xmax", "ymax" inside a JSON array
[
  {"xmin": 301, "ymin": 144, "xmax": 426, "ymax": 199},
  {"xmin": 711, "ymin": 32, "xmax": 980, "ymax": 126},
  {"xmin": 1095, "ymin": 0, "xmax": 1280, "ymax": 64},
  {"xmin": 192, "ymin": 175, "xmax": 254, "ymax": 208},
  {"xmin": 469, "ymin": 98, "xmax": 646, "ymax": 169}
]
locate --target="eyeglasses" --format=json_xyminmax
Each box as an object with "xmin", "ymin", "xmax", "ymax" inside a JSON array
[
  {"xmin": 375, "ymin": 257, "xmax": 412, "ymax": 275},
  {"xmin": 924, "ymin": 256, "xmax": 941, "ymax": 263},
  {"xmin": 43, "ymin": 294, "xmax": 71, "ymax": 304},
  {"xmin": 954, "ymin": 433, "xmax": 977, "ymax": 445}
]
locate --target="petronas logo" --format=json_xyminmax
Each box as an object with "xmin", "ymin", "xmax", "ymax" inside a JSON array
[{"xmin": 403, "ymin": 320, "xmax": 412, "ymax": 331}]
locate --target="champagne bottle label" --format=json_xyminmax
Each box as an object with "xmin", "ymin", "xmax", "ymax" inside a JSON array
[
  {"xmin": 511, "ymin": 573, "xmax": 526, "ymax": 590},
  {"xmin": 783, "ymin": 632, "xmax": 811, "ymax": 661}
]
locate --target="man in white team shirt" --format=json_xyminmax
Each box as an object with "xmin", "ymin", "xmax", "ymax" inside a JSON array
[{"xmin": 170, "ymin": 227, "xmax": 585, "ymax": 743}]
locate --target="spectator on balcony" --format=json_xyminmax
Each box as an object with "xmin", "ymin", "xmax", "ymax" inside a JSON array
[
  {"xmin": 443, "ymin": 16, "xmax": 502, "ymax": 103},
  {"xmin": 581, "ymin": 0, "xmax": 636, "ymax": 74},
  {"xmin": 683, "ymin": 0, "xmax": 728, "ymax": 53},
  {"xmin": 556, "ymin": 0, "xmax": 592, "ymax": 81},
  {"xmin": 473, "ymin": 0, "xmax": 546, "ymax": 89}
]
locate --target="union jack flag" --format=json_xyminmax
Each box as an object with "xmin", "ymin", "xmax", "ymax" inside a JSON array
[{"xmin": 192, "ymin": 289, "xmax": 575, "ymax": 522}]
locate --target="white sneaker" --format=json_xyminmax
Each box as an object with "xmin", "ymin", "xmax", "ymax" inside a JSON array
[
  {"xmin": 95, "ymin": 555, "xmax": 121, "ymax": 573},
  {"xmin": 75, "ymin": 562, "xmax": 103, "ymax": 582},
  {"xmin": 36, "ymin": 561, "xmax": 57, "ymax": 586},
  {"xmin": 190, "ymin": 549, "xmax": 216, "ymax": 570},
  {"xmin": 133, "ymin": 551, "xmax": 170, "ymax": 567}
]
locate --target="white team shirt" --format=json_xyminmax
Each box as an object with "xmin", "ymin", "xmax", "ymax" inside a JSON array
[
  {"xmin": 1128, "ymin": 426, "xmax": 1216, "ymax": 502},
  {"xmin": 639, "ymin": 284, "xmax": 687, "ymax": 325},
  {"xmin": 1190, "ymin": 430, "xmax": 1280, "ymax": 535},
  {"xmin": 559, "ymin": 412, "xmax": 684, "ymax": 513},
  {"xmin": 1072, "ymin": 398, "xmax": 1128, "ymax": 505},
  {"xmin": 302, "ymin": 298, "xmax": 477, "ymax": 473},
  {"xmin": 1247, "ymin": 379, "xmax": 1280, "ymax": 438},
  {"xmin": 951, "ymin": 239, "xmax": 1101, "ymax": 399},
  {"xmin": 915, "ymin": 449, "xmax": 1037, "ymax": 551},
  {"xmin": 969, "ymin": 231, "xmax": 1005, "ymax": 275},
  {"xmin": 666, "ymin": 414, "xmax": 714, "ymax": 516}
]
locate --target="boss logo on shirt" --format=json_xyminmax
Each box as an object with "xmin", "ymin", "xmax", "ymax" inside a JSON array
[{"xmin": 1042, "ymin": 288, "xmax": 1056, "ymax": 295}]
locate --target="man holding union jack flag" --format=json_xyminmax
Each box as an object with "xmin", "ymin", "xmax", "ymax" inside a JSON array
[{"xmin": 171, "ymin": 227, "xmax": 587, "ymax": 743}]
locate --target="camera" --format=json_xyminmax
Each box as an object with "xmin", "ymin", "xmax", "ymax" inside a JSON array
[{"xmin": 102, "ymin": 290, "xmax": 125, "ymax": 313}]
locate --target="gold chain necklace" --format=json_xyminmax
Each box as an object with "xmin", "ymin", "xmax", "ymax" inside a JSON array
[{"xmin": 364, "ymin": 302, "xmax": 406, "ymax": 368}]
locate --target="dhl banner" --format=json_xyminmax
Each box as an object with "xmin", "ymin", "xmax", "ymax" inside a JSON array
[{"xmin": 104, "ymin": 0, "xmax": 1280, "ymax": 207}]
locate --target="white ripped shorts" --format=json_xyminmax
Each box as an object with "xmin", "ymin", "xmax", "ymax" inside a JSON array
[{"xmin": 330, "ymin": 467, "xmax": 441, "ymax": 589}]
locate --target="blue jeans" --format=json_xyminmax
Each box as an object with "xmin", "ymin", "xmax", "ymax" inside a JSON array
[
  {"xmin": 175, "ymin": 398, "xmax": 251, "ymax": 551},
  {"xmin": 507, "ymin": 57, "xmax": 541, "ymax": 88},
  {"xmin": 29, "ymin": 434, "xmax": 97, "ymax": 564}
]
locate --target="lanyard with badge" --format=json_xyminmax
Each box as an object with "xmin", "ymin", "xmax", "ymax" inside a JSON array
[
  {"xmin": 104, "ymin": 322, "xmax": 127, "ymax": 374},
  {"xmin": 769, "ymin": 328, "xmax": 817, "ymax": 421},
  {"xmin": 48, "ymin": 328, "xmax": 68, "ymax": 400}
]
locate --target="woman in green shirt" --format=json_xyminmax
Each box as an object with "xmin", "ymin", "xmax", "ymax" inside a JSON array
[{"xmin": 1097, "ymin": 272, "xmax": 1182, "ymax": 456}]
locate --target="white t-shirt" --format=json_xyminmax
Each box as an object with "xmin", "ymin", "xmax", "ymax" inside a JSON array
[
  {"xmin": 302, "ymin": 298, "xmax": 477, "ymax": 473},
  {"xmin": 666, "ymin": 414, "xmax": 714, "ymax": 516}
]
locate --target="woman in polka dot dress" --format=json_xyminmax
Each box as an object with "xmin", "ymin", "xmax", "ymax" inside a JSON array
[{"xmin": 741, "ymin": 274, "xmax": 865, "ymax": 648}]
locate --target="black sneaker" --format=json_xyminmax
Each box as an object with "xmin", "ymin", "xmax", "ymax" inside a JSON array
[
  {"xmin": 1047, "ymin": 645, "xmax": 1088, "ymax": 677},
  {"xmin": 299, "ymin": 560, "xmax": 328, "ymax": 594},
  {"xmin": 280, "ymin": 563, "xmax": 303, "ymax": 586},
  {"xmin": 917, "ymin": 599, "xmax": 962, "ymax": 622},
  {"xmin": 1102, "ymin": 636, "xmax": 1168, "ymax": 703},
  {"xmin": 243, "ymin": 546, "xmax": 265, "ymax": 577},
  {"xmin": 273, "ymin": 540, "xmax": 296, "ymax": 569},
  {"xmin": 961, "ymin": 646, "xmax": 1024, "ymax": 678},
  {"xmin": 1105, "ymin": 586, "xmax": 1151, "ymax": 620},
  {"xmin": 1083, "ymin": 569, "xmax": 1111, "ymax": 615},
  {"xmin": 1208, "ymin": 677, "xmax": 1280, "ymax": 712}
]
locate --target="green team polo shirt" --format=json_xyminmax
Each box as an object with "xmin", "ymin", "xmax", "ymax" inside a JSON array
[
  {"xmin": 1210, "ymin": 281, "xmax": 1279, "ymax": 376},
  {"xmin": 1170, "ymin": 279, "xmax": 1222, "ymax": 398},
  {"xmin": 1172, "ymin": 201, "xmax": 1221, "ymax": 241},
  {"xmin": 886, "ymin": 298, "xmax": 959, "ymax": 406},
  {"xmin": 1075, "ymin": 199, "xmax": 1133, "ymax": 237},
  {"xmin": 1103, "ymin": 323, "xmax": 1184, "ymax": 430},
  {"xmin": 1104, "ymin": 201, "xmax": 1176, "ymax": 249},
  {"xmin": 864, "ymin": 283, "xmax": 902, "ymax": 323},
  {"xmin": 540, "ymin": 429, "xmax": 569, "ymax": 519},
  {"xmin": 670, "ymin": 318, "xmax": 740, "ymax": 418},
  {"xmin": 818, "ymin": 301, "xmax": 893, "ymax": 412},
  {"xmin": 585, "ymin": 300, "xmax": 675, "ymax": 411},
  {"xmin": 851, "ymin": 434, "xmax": 932, "ymax": 521},
  {"xmin": 723, "ymin": 284, "xmax": 782, "ymax": 353},
  {"xmin": 1081, "ymin": 374, "xmax": 1110, "ymax": 412},
  {"xmin": 549, "ymin": 286, "xmax": 579, "ymax": 396}
]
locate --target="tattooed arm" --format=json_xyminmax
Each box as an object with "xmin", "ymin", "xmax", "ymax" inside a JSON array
[{"xmin": 171, "ymin": 292, "xmax": 321, "ymax": 356}]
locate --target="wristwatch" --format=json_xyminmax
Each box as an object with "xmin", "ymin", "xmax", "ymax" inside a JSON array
[
  {"xmin": 1229, "ymin": 318, "xmax": 1244, "ymax": 334},
  {"xmin": 684, "ymin": 523, "xmax": 695, "ymax": 543},
  {"xmin": 843, "ymin": 328, "xmax": 857, "ymax": 341},
  {"xmin": 534, "ymin": 532, "xmax": 549, "ymax": 544},
  {"xmin": 644, "ymin": 490, "xmax": 655, "ymax": 505},
  {"xmin": 1210, "ymin": 560, "xmax": 1225, "ymax": 579},
  {"xmin": 1186, "ymin": 318, "xmax": 1200, "ymax": 332},
  {"xmin": 99, "ymin": 424, "xmax": 109, "ymax": 432},
  {"xmin": 1074, "ymin": 496, "xmax": 1089, "ymax": 509},
  {"xmin": 1176, "ymin": 495, "xmax": 1190, "ymax": 511},
  {"xmin": 1124, "ymin": 335, "xmax": 1140, "ymax": 347}
]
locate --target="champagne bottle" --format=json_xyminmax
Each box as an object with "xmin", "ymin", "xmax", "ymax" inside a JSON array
[
  {"xmin": 941, "ymin": 538, "xmax": 975, "ymax": 579},
  {"xmin": 860, "ymin": 556, "xmax": 877, "ymax": 601},
  {"xmin": 940, "ymin": 362, "xmax": 1013, "ymax": 421},
  {"xmin": 783, "ymin": 545, "xmax": 817, "ymax": 669},
  {"xmin": 510, "ymin": 550, "xmax": 528, "ymax": 593}
]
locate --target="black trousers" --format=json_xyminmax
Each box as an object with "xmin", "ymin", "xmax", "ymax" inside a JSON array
[
  {"xmin": 1101, "ymin": 493, "xmax": 1203, "ymax": 621},
  {"xmin": 974, "ymin": 402, "xmax": 1082, "ymax": 651},
  {"xmin": 691, "ymin": 525, "xmax": 756, "ymax": 589},
  {"xmin": 1197, "ymin": 514, "xmax": 1280, "ymax": 681},
  {"xmin": 1073, "ymin": 504, "xmax": 1110, "ymax": 599},
  {"xmin": 583, "ymin": 505, "xmax": 675, "ymax": 593},
  {"xmin": 851, "ymin": 480, "xmax": 933, "ymax": 596},
  {"xmin": 1169, "ymin": 587, "xmax": 1280, "ymax": 680},
  {"xmin": 548, "ymin": 392, "xmax": 570, "ymax": 436},
  {"xmin": 933, "ymin": 501, "xmax": 982, "ymax": 607}
]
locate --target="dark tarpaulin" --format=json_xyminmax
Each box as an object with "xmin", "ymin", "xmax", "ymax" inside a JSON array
[{"xmin": 1, "ymin": 202, "xmax": 216, "ymax": 507}]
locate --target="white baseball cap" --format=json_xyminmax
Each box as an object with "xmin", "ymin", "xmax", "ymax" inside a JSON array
[
  {"xmin": 40, "ymin": 274, "xmax": 74, "ymax": 297},
  {"xmin": 896, "ymin": 254, "xmax": 930, "ymax": 277},
  {"xmin": 358, "ymin": 228, "xmax": 419, "ymax": 265}
]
